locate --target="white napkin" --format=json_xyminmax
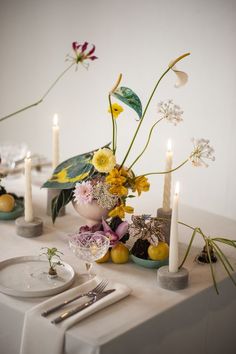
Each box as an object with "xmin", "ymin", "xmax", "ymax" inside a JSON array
[{"xmin": 20, "ymin": 277, "xmax": 131, "ymax": 354}]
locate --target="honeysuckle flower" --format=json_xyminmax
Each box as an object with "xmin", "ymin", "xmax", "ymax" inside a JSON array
[
  {"xmin": 102, "ymin": 218, "xmax": 129, "ymax": 247},
  {"xmin": 132, "ymin": 176, "xmax": 150, "ymax": 196},
  {"xmin": 108, "ymin": 204, "xmax": 134, "ymax": 219},
  {"xmin": 73, "ymin": 181, "xmax": 93, "ymax": 204},
  {"xmin": 108, "ymin": 103, "xmax": 124, "ymax": 119},
  {"xmin": 158, "ymin": 100, "xmax": 183, "ymax": 125},
  {"xmin": 92, "ymin": 148, "xmax": 116, "ymax": 173},
  {"xmin": 190, "ymin": 138, "xmax": 215, "ymax": 167},
  {"xmin": 66, "ymin": 41, "xmax": 98, "ymax": 69}
]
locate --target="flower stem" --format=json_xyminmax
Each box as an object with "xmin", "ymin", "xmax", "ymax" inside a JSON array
[
  {"xmin": 0, "ymin": 62, "xmax": 75, "ymax": 123},
  {"xmin": 179, "ymin": 227, "xmax": 198, "ymax": 269},
  {"xmin": 108, "ymin": 94, "xmax": 115, "ymax": 153},
  {"xmin": 119, "ymin": 67, "xmax": 171, "ymax": 169},
  {"xmin": 140, "ymin": 158, "xmax": 189, "ymax": 177},
  {"xmin": 128, "ymin": 118, "xmax": 164, "ymax": 171}
]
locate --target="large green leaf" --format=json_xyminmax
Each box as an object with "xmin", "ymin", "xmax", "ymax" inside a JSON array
[
  {"xmin": 42, "ymin": 143, "xmax": 110, "ymax": 190},
  {"xmin": 51, "ymin": 189, "xmax": 74, "ymax": 223},
  {"xmin": 111, "ymin": 86, "xmax": 142, "ymax": 119}
]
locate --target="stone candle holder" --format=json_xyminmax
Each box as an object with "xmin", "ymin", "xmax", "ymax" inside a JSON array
[
  {"xmin": 47, "ymin": 189, "xmax": 65, "ymax": 217},
  {"xmin": 157, "ymin": 208, "xmax": 172, "ymax": 244},
  {"xmin": 157, "ymin": 265, "xmax": 189, "ymax": 290},
  {"xmin": 15, "ymin": 216, "xmax": 43, "ymax": 237}
]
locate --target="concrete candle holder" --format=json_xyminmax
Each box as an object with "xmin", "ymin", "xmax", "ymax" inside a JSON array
[
  {"xmin": 157, "ymin": 265, "xmax": 189, "ymax": 290},
  {"xmin": 15, "ymin": 216, "xmax": 43, "ymax": 237},
  {"xmin": 47, "ymin": 189, "xmax": 65, "ymax": 217},
  {"xmin": 157, "ymin": 208, "xmax": 172, "ymax": 244}
]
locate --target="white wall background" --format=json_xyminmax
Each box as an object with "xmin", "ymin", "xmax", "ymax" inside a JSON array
[{"xmin": 0, "ymin": 0, "xmax": 236, "ymax": 220}]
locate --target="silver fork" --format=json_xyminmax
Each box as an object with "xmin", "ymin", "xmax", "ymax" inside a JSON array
[{"xmin": 41, "ymin": 280, "xmax": 108, "ymax": 317}]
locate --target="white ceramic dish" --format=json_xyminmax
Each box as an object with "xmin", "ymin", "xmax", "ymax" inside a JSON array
[{"xmin": 0, "ymin": 256, "xmax": 75, "ymax": 297}]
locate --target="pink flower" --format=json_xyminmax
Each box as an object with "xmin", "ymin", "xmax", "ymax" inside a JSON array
[
  {"xmin": 102, "ymin": 219, "xmax": 129, "ymax": 247},
  {"xmin": 72, "ymin": 41, "xmax": 98, "ymax": 65},
  {"xmin": 73, "ymin": 181, "xmax": 93, "ymax": 205}
]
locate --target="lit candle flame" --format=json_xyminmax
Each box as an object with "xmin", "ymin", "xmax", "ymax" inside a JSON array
[
  {"xmin": 53, "ymin": 113, "xmax": 58, "ymax": 126},
  {"xmin": 175, "ymin": 181, "xmax": 180, "ymax": 195},
  {"xmin": 26, "ymin": 151, "xmax": 31, "ymax": 159},
  {"xmin": 167, "ymin": 139, "xmax": 172, "ymax": 152}
]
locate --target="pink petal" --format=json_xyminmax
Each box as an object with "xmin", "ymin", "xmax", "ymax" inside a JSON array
[
  {"xmin": 81, "ymin": 41, "xmax": 88, "ymax": 52},
  {"xmin": 116, "ymin": 221, "xmax": 129, "ymax": 239},
  {"xmin": 87, "ymin": 44, "xmax": 96, "ymax": 56},
  {"xmin": 89, "ymin": 56, "xmax": 98, "ymax": 61},
  {"xmin": 102, "ymin": 218, "xmax": 112, "ymax": 233}
]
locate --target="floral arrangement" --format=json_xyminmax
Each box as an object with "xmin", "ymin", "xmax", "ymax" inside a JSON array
[{"xmin": 43, "ymin": 51, "xmax": 215, "ymax": 224}]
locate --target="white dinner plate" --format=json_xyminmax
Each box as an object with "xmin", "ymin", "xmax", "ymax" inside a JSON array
[{"xmin": 0, "ymin": 256, "xmax": 75, "ymax": 297}]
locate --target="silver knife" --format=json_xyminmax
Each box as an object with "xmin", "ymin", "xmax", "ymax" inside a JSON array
[{"xmin": 51, "ymin": 289, "xmax": 115, "ymax": 324}]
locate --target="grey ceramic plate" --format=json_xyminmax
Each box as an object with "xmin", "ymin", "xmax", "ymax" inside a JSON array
[{"xmin": 0, "ymin": 256, "xmax": 75, "ymax": 297}]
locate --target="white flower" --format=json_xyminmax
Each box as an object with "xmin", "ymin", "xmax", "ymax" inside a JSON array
[
  {"xmin": 158, "ymin": 100, "xmax": 183, "ymax": 125},
  {"xmin": 171, "ymin": 65, "xmax": 188, "ymax": 87},
  {"xmin": 190, "ymin": 138, "xmax": 215, "ymax": 167}
]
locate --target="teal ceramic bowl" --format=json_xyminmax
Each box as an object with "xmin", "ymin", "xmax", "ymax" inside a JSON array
[
  {"xmin": 131, "ymin": 254, "xmax": 169, "ymax": 269},
  {"xmin": 0, "ymin": 200, "xmax": 24, "ymax": 220}
]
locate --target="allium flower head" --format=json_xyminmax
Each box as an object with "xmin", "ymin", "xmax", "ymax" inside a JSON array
[
  {"xmin": 158, "ymin": 100, "xmax": 183, "ymax": 125},
  {"xmin": 190, "ymin": 138, "xmax": 215, "ymax": 167},
  {"xmin": 66, "ymin": 41, "xmax": 98, "ymax": 69},
  {"xmin": 73, "ymin": 181, "xmax": 93, "ymax": 204},
  {"xmin": 92, "ymin": 148, "xmax": 116, "ymax": 173},
  {"xmin": 108, "ymin": 103, "xmax": 124, "ymax": 119}
]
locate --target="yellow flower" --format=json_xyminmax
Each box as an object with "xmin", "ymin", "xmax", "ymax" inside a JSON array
[
  {"xmin": 109, "ymin": 184, "xmax": 128, "ymax": 197},
  {"xmin": 92, "ymin": 148, "xmax": 116, "ymax": 173},
  {"xmin": 108, "ymin": 103, "xmax": 124, "ymax": 119},
  {"xmin": 108, "ymin": 204, "xmax": 134, "ymax": 219},
  {"xmin": 132, "ymin": 176, "xmax": 150, "ymax": 196},
  {"xmin": 106, "ymin": 168, "xmax": 126, "ymax": 186}
]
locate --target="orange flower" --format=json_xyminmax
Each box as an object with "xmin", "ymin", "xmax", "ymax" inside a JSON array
[
  {"xmin": 132, "ymin": 176, "xmax": 150, "ymax": 196},
  {"xmin": 108, "ymin": 204, "xmax": 134, "ymax": 219},
  {"xmin": 106, "ymin": 168, "xmax": 127, "ymax": 186}
]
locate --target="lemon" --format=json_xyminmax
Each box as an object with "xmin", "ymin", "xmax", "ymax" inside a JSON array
[
  {"xmin": 96, "ymin": 250, "xmax": 110, "ymax": 263},
  {"xmin": 0, "ymin": 194, "xmax": 15, "ymax": 212},
  {"xmin": 148, "ymin": 242, "xmax": 169, "ymax": 261},
  {"xmin": 111, "ymin": 243, "xmax": 129, "ymax": 264}
]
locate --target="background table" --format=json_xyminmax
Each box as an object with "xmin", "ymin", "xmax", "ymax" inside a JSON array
[{"xmin": 0, "ymin": 176, "xmax": 236, "ymax": 354}]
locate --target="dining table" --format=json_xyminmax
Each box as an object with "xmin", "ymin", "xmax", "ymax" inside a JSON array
[{"xmin": 0, "ymin": 174, "xmax": 236, "ymax": 354}]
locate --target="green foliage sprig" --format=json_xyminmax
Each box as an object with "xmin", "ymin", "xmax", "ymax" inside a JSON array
[{"xmin": 179, "ymin": 221, "xmax": 236, "ymax": 294}]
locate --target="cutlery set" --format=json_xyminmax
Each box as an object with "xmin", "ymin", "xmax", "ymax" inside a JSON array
[{"xmin": 41, "ymin": 280, "xmax": 115, "ymax": 324}]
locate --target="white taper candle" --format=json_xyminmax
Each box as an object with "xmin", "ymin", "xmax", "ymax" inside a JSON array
[
  {"xmin": 169, "ymin": 181, "xmax": 179, "ymax": 273},
  {"xmin": 52, "ymin": 113, "xmax": 59, "ymax": 169},
  {"xmin": 24, "ymin": 152, "xmax": 34, "ymax": 222},
  {"xmin": 162, "ymin": 139, "xmax": 173, "ymax": 212}
]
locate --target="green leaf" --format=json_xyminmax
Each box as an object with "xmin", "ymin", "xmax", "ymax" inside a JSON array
[
  {"xmin": 52, "ymin": 189, "xmax": 74, "ymax": 223},
  {"xmin": 42, "ymin": 143, "xmax": 110, "ymax": 190},
  {"xmin": 112, "ymin": 86, "xmax": 142, "ymax": 119}
]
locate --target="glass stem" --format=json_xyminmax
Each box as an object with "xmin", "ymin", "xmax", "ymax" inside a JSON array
[{"xmin": 85, "ymin": 262, "xmax": 93, "ymax": 277}]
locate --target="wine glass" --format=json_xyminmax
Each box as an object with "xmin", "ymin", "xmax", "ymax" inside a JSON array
[
  {"xmin": 69, "ymin": 232, "xmax": 110, "ymax": 279},
  {"xmin": 0, "ymin": 142, "xmax": 28, "ymax": 169}
]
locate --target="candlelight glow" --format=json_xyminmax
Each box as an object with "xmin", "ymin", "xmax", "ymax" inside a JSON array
[
  {"xmin": 167, "ymin": 139, "xmax": 172, "ymax": 152},
  {"xmin": 175, "ymin": 181, "xmax": 180, "ymax": 195},
  {"xmin": 26, "ymin": 151, "xmax": 31, "ymax": 159},
  {"xmin": 53, "ymin": 113, "xmax": 58, "ymax": 126}
]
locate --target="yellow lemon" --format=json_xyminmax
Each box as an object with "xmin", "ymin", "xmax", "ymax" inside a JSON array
[
  {"xmin": 0, "ymin": 194, "xmax": 15, "ymax": 212},
  {"xmin": 148, "ymin": 242, "xmax": 169, "ymax": 261},
  {"xmin": 111, "ymin": 243, "xmax": 129, "ymax": 264},
  {"xmin": 96, "ymin": 250, "xmax": 110, "ymax": 263}
]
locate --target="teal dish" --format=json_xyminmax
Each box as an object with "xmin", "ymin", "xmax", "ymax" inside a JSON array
[
  {"xmin": 131, "ymin": 254, "xmax": 169, "ymax": 269},
  {"xmin": 0, "ymin": 200, "xmax": 24, "ymax": 220}
]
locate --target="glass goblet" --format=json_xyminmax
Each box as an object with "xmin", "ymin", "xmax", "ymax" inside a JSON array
[{"xmin": 69, "ymin": 231, "xmax": 110, "ymax": 279}]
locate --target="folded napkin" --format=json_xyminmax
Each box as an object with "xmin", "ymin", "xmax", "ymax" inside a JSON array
[{"xmin": 20, "ymin": 277, "xmax": 131, "ymax": 354}]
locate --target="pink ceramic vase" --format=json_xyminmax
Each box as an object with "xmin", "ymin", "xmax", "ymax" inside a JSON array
[{"xmin": 72, "ymin": 200, "xmax": 109, "ymax": 227}]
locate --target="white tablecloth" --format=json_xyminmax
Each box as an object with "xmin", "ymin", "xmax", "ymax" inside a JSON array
[{"xmin": 0, "ymin": 177, "xmax": 236, "ymax": 354}]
